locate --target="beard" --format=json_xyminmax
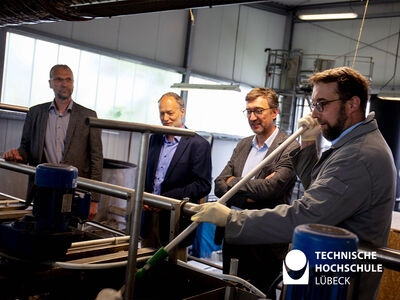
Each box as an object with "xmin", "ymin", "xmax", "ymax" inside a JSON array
[
  {"xmin": 56, "ymin": 88, "xmax": 73, "ymax": 101},
  {"xmin": 321, "ymin": 104, "xmax": 347, "ymax": 141}
]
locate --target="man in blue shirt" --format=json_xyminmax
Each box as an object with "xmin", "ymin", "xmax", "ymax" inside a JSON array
[
  {"xmin": 142, "ymin": 92, "xmax": 212, "ymax": 249},
  {"xmin": 214, "ymin": 88, "xmax": 299, "ymax": 296}
]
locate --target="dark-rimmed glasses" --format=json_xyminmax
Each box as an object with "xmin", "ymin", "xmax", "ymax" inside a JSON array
[
  {"xmin": 243, "ymin": 107, "xmax": 272, "ymax": 117},
  {"xmin": 311, "ymin": 98, "xmax": 343, "ymax": 113}
]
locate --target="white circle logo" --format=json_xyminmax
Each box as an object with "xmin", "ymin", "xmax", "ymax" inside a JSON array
[{"xmin": 285, "ymin": 249, "xmax": 307, "ymax": 271}]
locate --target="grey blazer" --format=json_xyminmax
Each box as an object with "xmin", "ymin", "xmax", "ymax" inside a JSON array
[
  {"xmin": 18, "ymin": 101, "xmax": 103, "ymax": 183},
  {"xmin": 214, "ymin": 129, "xmax": 300, "ymax": 210}
]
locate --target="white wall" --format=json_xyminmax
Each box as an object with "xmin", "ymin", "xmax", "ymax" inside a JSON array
[
  {"xmin": 292, "ymin": 2, "xmax": 400, "ymax": 88},
  {"xmin": 24, "ymin": 5, "xmax": 287, "ymax": 87},
  {"xmin": 28, "ymin": 11, "xmax": 188, "ymax": 68}
]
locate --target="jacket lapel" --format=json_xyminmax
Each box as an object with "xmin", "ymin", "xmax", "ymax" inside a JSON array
[
  {"xmin": 254, "ymin": 129, "xmax": 283, "ymax": 178},
  {"xmin": 38, "ymin": 104, "xmax": 50, "ymax": 162},
  {"xmin": 163, "ymin": 136, "xmax": 190, "ymax": 182},
  {"xmin": 63, "ymin": 105, "xmax": 79, "ymax": 158}
]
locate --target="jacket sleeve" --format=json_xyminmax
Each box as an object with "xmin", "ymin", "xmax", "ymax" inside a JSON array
[
  {"xmin": 88, "ymin": 111, "xmax": 103, "ymax": 183},
  {"xmin": 214, "ymin": 144, "xmax": 241, "ymax": 199},
  {"xmin": 162, "ymin": 139, "xmax": 212, "ymax": 203},
  {"xmin": 225, "ymin": 150, "xmax": 372, "ymax": 245},
  {"xmin": 17, "ymin": 108, "xmax": 33, "ymax": 163}
]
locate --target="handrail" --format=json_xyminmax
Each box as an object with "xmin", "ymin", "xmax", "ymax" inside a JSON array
[
  {"xmin": 0, "ymin": 103, "xmax": 29, "ymax": 113},
  {"xmin": 0, "ymin": 159, "xmax": 197, "ymax": 215},
  {"xmin": 87, "ymin": 117, "xmax": 196, "ymax": 136}
]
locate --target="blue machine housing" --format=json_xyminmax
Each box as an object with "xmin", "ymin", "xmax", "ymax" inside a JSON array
[
  {"xmin": 284, "ymin": 224, "xmax": 359, "ymax": 300},
  {"xmin": 0, "ymin": 163, "xmax": 91, "ymax": 261},
  {"xmin": 34, "ymin": 163, "xmax": 79, "ymax": 232}
]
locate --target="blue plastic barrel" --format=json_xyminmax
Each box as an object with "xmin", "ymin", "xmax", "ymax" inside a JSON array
[{"xmin": 284, "ymin": 224, "xmax": 358, "ymax": 300}]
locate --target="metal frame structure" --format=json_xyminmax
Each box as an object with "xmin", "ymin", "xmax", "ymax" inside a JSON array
[{"xmin": 0, "ymin": 113, "xmax": 197, "ymax": 300}]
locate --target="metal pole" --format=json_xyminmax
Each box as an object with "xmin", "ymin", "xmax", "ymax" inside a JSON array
[{"xmin": 124, "ymin": 131, "xmax": 150, "ymax": 300}]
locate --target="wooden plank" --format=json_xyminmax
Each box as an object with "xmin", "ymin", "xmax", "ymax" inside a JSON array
[{"xmin": 0, "ymin": 209, "xmax": 31, "ymax": 219}]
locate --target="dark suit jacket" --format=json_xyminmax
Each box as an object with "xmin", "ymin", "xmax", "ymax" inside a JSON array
[
  {"xmin": 145, "ymin": 133, "xmax": 212, "ymax": 203},
  {"xmin": 214, "ymin": 129, "xmax": 299, "ymax": 210},
  {"xmin": 214, "ymin": 129, "xmax": 299, "ymax": 293},
  {"xmin": 142, "ymin": 132, "xmax": 212, "ymax": 246},
  {"xmin": 18, "ymin": 101, "xmax": 103, "ymax": 199}
]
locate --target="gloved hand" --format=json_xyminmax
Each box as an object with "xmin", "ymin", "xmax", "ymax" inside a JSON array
[
  {"xmin": 191, "ymin": 202, "xmax": 231, "ymax": 227},
  {"xmin": 95, "ymin": 288, "xmax": 122, "ymax": 300},
  {"xmin": 298, "ymin": 113, "xmax": 320, "ymax": 142}
]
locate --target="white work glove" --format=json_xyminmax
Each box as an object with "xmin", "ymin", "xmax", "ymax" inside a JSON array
[
  {"xmin": 191, "ymin": 202, "xmax": 231, "ymax": 227},
  {"xmin": 95, "ymin": 288, "xmax": 123, "ymax": 300},
  {"xmin": 298, "ymin": 113, "xmax": 320, "ymax": 142}
]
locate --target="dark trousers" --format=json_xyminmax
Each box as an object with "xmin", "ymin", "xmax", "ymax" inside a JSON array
[{"xmin": 223, "ymin": 241, "xmax": 288, "ymax": 296}]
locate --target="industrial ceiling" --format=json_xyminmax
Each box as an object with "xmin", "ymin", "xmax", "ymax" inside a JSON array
[{"xmin": 0, "ymin": 0, "xmax": 399, "ymax": 27}]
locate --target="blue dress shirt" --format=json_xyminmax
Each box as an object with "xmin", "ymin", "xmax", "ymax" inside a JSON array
[
  {"xmin": 241, "ymin": 127, "xmax": 279, "ymax": 177},
  {"xmin": 153, "ymin": 135, "xmax": 182, "ymax": 195}
]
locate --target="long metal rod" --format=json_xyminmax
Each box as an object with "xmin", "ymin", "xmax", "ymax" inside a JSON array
[
  {"xmin": 142, "ymin": 126, "xmax": 306, "ymax": 270},
  {"xmin": 87, "ymin": 117, "xmax": 196, "ymax": 137},
  {"xmin": 0, "ymin": 159, "xmax": 197, "ymax": 215},
  {"xmin": 71, "ymin": 236, "xmax": 130, "ymax": 249},
  {"xmin": 359, "ymin": 245, "xmax": 400, "ymax": 272},
  {"xmin": 0, "ymin": 103, "xmax": 29, "ymax": 113},
  {"xmin": 124, "ymin": 132, "xmax": 150, "ymax": 300}
]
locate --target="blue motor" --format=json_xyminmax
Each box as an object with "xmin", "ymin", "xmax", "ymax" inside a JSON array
[
  {"xmin": 283, "ymin": 224, "xmax": 358, "ymax": 300},
  {"xmin": 0, "ymin": 163, "xmax": 91, "ymax": 260},
  {"xmin": 33, "ymin": 163, "xmax": 79, "ymax": 231}
]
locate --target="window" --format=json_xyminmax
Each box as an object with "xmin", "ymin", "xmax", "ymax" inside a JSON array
[
  {"xmin": 1, "ymin": 32, "xmax": 181, "ymax": 125},
  {"xmin": 185, "ymin": 75, "xmax": 253, "ymax": 136}
]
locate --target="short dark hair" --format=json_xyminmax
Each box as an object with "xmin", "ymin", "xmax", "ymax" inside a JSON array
[
  {"xmin": 158, "ymin": 92, "xmax": 184, "ymax": 109},
  {"xmin": 309, "ymin": 67, "xmax": 369, "ymax": 113},
  {"xmin": 245, "ymin": 88, "xmax": 278, "ymax": 109},
  {"xmin": 49, "ymin": 64, "xmax": 73, "ymax": 79}
]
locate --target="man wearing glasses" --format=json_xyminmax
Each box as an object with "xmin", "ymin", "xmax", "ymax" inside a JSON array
[
  {"xmin": 214, "ymin": 87, "xmax": 300, "ymax": 296},
  {"xmin": 192, "ymin": 67, "xmax": 396, "ymax": 300}
]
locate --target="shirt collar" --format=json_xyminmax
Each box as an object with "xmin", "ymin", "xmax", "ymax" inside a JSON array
[
  {"xmin": 251, "ymin": 127, "xmax": 279, "ymax": 150},
  {"xmin": 49, "ymin": 100, "xmax": 74, "ymax": 114},
  {"xmin": 330, "ymin": 121, "xmax": 363, "ymax": 146},
  {"xmin": 163, "ymin": 124, "xmax": 185, "ymax": 144}
]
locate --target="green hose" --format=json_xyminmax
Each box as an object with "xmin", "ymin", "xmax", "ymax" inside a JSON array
[{"xmin": 135, "ymin": 247, "xmax": 169, "ymax": 279}]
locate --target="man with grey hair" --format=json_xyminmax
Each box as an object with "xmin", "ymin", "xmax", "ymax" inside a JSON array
[
  {"xmin": 214, "ymin": 87, "xmax": 299, "ymax": 296},
  {"xmin": 141, "ymin": 92, "xmax": 212, "ymax": 249},
  {"xmin": 3, "ymin": 64, "xmax": 103, "ymax": 219}
]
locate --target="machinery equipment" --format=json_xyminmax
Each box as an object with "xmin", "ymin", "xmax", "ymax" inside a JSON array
[{"xmin": 0, "ymin": 163, "xmax": 91, "ymax": 260}]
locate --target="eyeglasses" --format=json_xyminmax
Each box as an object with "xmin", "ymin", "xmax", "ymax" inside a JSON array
[
  {"xmin": 311, "ymin": 98, "xmax": 343, "ymax": 112},
  {"xmin": 243, "ymin": 107, "xmax": 272, "ymax": 117}
]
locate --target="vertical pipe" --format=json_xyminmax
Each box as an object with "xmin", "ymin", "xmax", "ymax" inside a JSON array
[
  {"xmin": 124, "ymin": 131, "xmax": 150, "ymax": 300},
  {"xmin": 0, "ymin": 28, "xmax": 7, "ymax": 101}
]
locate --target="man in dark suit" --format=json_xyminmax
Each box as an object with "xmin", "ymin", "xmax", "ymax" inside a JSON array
[
  {"xmin": 142, "ymin": 92, "xmax": 212, "ymax": 249},
  {"xmin": 3, "ymin": 64, "xmax": 103, "ymax": 219},
  {"xmin": 214, "ymin": 87, "xmax": 299, "ymax": 296}
]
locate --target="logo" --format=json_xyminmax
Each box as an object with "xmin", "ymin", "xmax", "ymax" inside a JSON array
[{"xmin": 282, "ymin": 249, "xmax": 309, "ymax": 285}]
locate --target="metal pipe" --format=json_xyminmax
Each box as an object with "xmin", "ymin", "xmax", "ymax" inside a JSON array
[
  {"xmin": 166, "ymin": 127, "xmax": 306, "ymax": 251},
  {"xmin": 125, "ymin": 131, "xmax": 150, "ymax": 300},
  {"xmin": 71, "ymin": 236, "xmax": 130, "ymax": 249},
  {"xmin": 87, "ymin": 117, "xmax": 196, "ymax": 137},
  {"xmin": 359, "ymin": 245, "xmax": 400, "ymax": 272},
  {"xmin": 0, "ymin": 159, "xmax": 197, "ymax": 214},
  {"xmin": 83, "ymin": 220, "xmax": 126, "ymax": 236},
  {"xmin": 137, "ymin": 126, "xmax": 307, "ymax": 277},
  {"xmin": 0, "ymin": 103, "xmax": 29, "ymax": 113}
]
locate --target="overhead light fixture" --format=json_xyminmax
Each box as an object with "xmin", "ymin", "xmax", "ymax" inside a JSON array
[
  {"xmin": 298, "ymin": 13, "xmax": 358, "ymax": 21},
  {"xmin": 170, "ymin": 83, "xmax": 241, "ymax": 92},
  {"xmin": 377, "ymin": 90, "xmax": 400, "ymax": 101}
]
